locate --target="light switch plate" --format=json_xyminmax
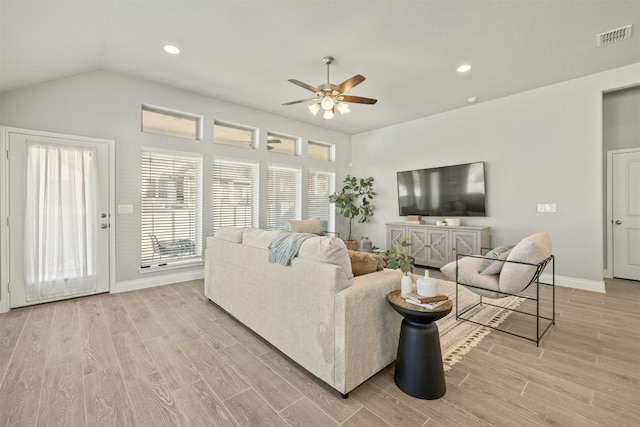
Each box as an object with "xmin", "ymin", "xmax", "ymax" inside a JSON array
[
  {"xmin": 537, "ymin": 203, "xmax": 556, "ymax": 213},
  {"xmin": 118, "ymin": 204, "xmax": 134, "ymax": 214}
]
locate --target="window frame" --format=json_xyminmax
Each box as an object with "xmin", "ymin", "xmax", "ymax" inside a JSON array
[
  {"xmin": 213, "ymin": 120, "xmax": 257, "ymax": 149},
  {"xmin": 141, "ymin": 104, "xmax": 203, "ymax": 141},
  {"xmin": 307, "ymin": 140, "xmax": 335, "ymax": 161},
  {"xmin": 140, "ymin": 147, "xmax": 203, "ymax": 270},
  {"xmin": 266, "ymin": 131, "xmax": 300, "ymax": 156},
  {"xmin": 266, "ymin": 163, "xmax": 302, "ymax": 230},
  {"xmin": 307, "ymin": 168, "xmax": 336, "ymax": 233},
  {"xmin": 212, "ymin": 157, "xmax": 259, "ymax": 233}
]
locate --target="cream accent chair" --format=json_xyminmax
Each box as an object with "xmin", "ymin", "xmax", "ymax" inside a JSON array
[{"xmin": 441, "ymin": 232, "xmax": 555, "ymax": 346}]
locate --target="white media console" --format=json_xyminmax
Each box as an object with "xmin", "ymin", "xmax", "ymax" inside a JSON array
[{"xmin": 386, "ymin": 222, "xmax": 490, "ymax": 268}]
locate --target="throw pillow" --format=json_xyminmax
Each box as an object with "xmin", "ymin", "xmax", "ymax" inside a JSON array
[
  {"xmin": 499, "ymin": 232, "xmax": 552, "ymax": 294},
  {"xmin": 214, "ymin": 226, "xmax": 245, "ymax": 243},
  {"xmin": 477, "ymin": 245, "xmax": 513, "ymax": 275},
  {"xmin": 297, "ymin": 236, "xmax": 354, "ymax": 280},
  {"xmin": 289, "ymin": 219, "xmax": 323, "ymax": 235},
  {"xmin": 348, "ymin": 250, "xmax": 386, "ymax": 277}
]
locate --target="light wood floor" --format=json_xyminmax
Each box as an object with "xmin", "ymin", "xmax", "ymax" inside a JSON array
[{"xmin": 1, "ymin": 274, "xmax": 639, "ymax": 426}]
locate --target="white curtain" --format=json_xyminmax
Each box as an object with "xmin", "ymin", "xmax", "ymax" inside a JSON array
[{"xmin": 24, "ymin": 142, "xmax": 97, "ymax": 301}]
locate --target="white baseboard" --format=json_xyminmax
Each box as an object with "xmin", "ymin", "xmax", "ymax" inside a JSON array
[
  {"xmin": 540, "ymin": 273, "xmax": 606, "ymax": 293},
  {"xmin": 110, "ymin": 273, "xmax": 609, "ymax": 295},
  {"xmin": 112, "ymin": 269, "xmax": 204, "ymax": 293}
]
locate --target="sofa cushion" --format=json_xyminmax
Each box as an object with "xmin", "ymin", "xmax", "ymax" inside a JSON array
[
  {"xmin": 297, "ymin": 236, "xmax": 354, "ymax": 279},
  {"xmin": 242, "ymin": 228, "xmax": 283, "ymax": 249},
  {"xmin": 478, "ymin": 245, "xmax": 513, "ymax": 276},
  {"xmin": 499, "ymin": 232, "xmax": 551, "ymax": 294},
  {"xmin": 347, "ymin": 250, "xmax": 386, "ymax": 277},
  {"xmin": 215, "ymin": 226, "xmax": 245, "ymax": 243},
  {"xmin": 289, "ymin": 219, "xmax": 323, "ymax": 235}
]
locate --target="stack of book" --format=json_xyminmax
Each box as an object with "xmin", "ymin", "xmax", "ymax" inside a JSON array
[{"xmin": 404, "ymin": 292, "xmax": 449, "ymax": 309}]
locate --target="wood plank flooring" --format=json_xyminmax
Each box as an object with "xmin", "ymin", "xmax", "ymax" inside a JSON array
[{"xmin": 0, "ymin": 275, "xmax": 639, "ymax": 426}]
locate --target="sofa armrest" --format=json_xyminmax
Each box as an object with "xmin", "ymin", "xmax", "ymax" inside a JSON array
[{"xmin": 334, "ymin": 269, "xmax": 404, "ymax": 393}]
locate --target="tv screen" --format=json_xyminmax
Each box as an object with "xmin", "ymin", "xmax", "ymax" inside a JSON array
[{"xmin": 397, "ymin": 162, "xmax": 486, "ymax": 217}]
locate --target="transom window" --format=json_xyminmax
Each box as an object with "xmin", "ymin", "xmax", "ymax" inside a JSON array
[
  {"xmin": 267, "ymin": 132, "xmax": 299, "ymax": 156},
  {"xmin": 308, "ymin": 140, "xmax": 334, "ymax": 161},
  {"xmin": 213, "ymin": 121, "xmax": 256, "ymax": 149},
  {"xmin": 141, "ymin": 104, "xmax": 202, "ymax": 141}
]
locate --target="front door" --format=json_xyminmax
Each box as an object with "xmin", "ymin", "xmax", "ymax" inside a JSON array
[
  {"xmin": 612, "ymin": 149, "xmax": 640, "ymax": 281},
  {"xmin": 8, "ymin": 130, "xmax": 111, "ymax": 308}
]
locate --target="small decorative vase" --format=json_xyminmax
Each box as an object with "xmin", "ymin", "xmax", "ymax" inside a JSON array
[
  {"xmin": 400, "ymin": 274, "xmax": 412, "ymax": 298},
  {"xmin": 417, "ymin": 270, "xmax": 437, "ymax": 297},
  {"xmin": 359, "ymin": 236, "xmax": 372, "ymax": 252}
]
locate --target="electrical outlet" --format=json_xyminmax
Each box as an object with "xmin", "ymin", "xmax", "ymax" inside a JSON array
[{"xmin": 537, "ymin": 203, "xmax": 556, "ymax": 213}]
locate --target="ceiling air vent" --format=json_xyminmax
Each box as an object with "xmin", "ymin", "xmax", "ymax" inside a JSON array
[{"xmin": 596, "ymin": 24, "xmax": 633, "ymax": 47}]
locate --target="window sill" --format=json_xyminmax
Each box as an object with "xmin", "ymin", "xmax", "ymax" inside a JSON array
[{"xmin": 139, "ymin": 258, "xmax": 203, "ymax": 274}]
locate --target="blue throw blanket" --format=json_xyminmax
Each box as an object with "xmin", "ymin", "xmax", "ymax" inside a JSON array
[{"xmin": 268, "ymin": 231, "xmax": 316, "ymax": 266}]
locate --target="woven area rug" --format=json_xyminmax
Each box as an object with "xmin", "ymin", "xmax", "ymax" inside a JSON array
[{"xmin": 433, "ymin": 279, "xmax": 523, "ymax": 370}]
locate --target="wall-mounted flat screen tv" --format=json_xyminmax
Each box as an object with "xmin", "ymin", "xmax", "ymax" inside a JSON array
[{"xmin": 397, "ymin": 161, "xmax": 486, "ymax": 217}]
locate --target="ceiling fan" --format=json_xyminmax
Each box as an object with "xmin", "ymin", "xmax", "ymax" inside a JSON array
[{"xmin": 282, "ymin": 56, "xmax": 377, "ymax": 120}]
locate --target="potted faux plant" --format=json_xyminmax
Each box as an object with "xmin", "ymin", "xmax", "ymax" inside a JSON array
[
  {"xmin": 386, "ymin": 237, "xmax": 414, "ymax": 297},
  {"xmin": 329, "ymin": 175, "xmax": 376, "ymax": 250}
]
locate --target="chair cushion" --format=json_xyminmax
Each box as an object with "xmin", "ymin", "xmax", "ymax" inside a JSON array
[
  {"xmin": 289, "ymin": 219, "xmax": 323, "ymax": 235},
  {"xmin": 499, "ymin": 232, "xmax": 552, "ymax": 294},
  {"xmin": 478, "ymin": 245, "xmax": 513, "ymax": 275},
  {"xmin": 441, "ymin": 256, "xmax": 502, "ymax": 298}
]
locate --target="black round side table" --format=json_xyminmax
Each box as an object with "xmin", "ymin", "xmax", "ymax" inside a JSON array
[{"xmin": 387, "ymin": 290, "xmax": 453, "ymax": 400}]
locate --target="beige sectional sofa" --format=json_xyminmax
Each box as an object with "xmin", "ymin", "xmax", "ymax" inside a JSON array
[{"xmin": 204, "ymin": 227, "xmax": 404, "ymax": 396}]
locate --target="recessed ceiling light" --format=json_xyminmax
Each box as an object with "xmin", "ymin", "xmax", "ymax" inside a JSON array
[
  {"xmin": 467, "ymin": 97, "xmax": 478, "ymax": 103},
  {"xmin": 163, "ymin": 44, "xmax": 180, "ymax": 55},
  {"xmin": 457, "ymin": 64, "xmax": 472, "ymax": 73}
]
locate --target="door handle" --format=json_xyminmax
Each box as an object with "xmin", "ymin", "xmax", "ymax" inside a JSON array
[
  {"xmin": 615, "ymin": 220, "xmax": 622, "ymax": 225},
  {"xmin": 101, "ymin": 224, "xmax": 109, "ymax": 229}
]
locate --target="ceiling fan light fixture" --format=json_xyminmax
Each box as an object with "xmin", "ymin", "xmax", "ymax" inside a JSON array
[
  {"xmin": 321, "ymin": 96, "xmax": 335, "ymax": 110},
  {"xmin": 308, "ymin": 103, "xmax": 321, "ymax": 116},
  {"xmin": 323, "ymin": 108, "xmax": 335, "ymax": 120},
  {"xmin": 283, "ymin": 56, "xmax": 377, "ymax": 120},
  {"xmin": 336, "ymin": 102, "xmax": 350, "ymax": 115}
]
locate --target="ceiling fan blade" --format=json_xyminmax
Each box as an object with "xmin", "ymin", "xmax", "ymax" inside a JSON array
[
  {"xmin": 288, "ymin": 79, "xmax": 320, "ymax": 94},
  {"xmin": 340, "ymin": 95, "xmax": 378, "ymax": 105},
  {"xmin": 333, "ymin": 74, "xmax": 365, "ymax": 95},
  {"xmin": 282, "ymin": 97, "xmax": 318, "ymax": 106}
]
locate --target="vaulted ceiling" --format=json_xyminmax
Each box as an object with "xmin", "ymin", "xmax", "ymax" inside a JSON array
[{"xmin": 1, "ymin": 0, "xmax": 639, "ymax": 134}]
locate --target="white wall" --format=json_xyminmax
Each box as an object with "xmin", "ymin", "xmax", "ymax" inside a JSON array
[
  {"xmin": 0, "ymin": 70, "xmax": 352, "ymax": 286},
  {"xmin": 351, "ymin": 63, "xmax": 640, "ymax": 288}
]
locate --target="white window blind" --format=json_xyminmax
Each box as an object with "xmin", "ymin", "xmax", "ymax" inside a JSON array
[
  {"xmin": 307, "ymin": 170, "xmax": 335, "ymax": 233},
  {"xmin": 141, "ymin": 150, "xmax": 202, "ymax": 268},
  {"xmin": 266, "ymin": 165, "xmax": 301, "ymax": 230},
  {"xmin": 213, "ymin": 159, "xmax": 259, "ymax": 233}
]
